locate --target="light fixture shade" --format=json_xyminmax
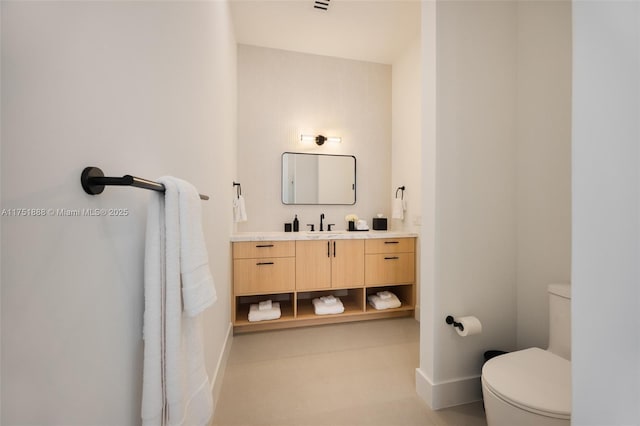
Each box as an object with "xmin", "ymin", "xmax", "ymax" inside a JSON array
[{"xmin": 300, "ymin": 134, "xmax": 341, "ymax": 145}]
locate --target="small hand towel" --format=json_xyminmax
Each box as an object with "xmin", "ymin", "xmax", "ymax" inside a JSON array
[
  {"xmin": 233, "ymin": 195, "xmax": 248, "ymax": 223},
  {"xmin": 248, "ymin": 302, "xmax": 281, "ymax": 322},
  {"xmin": 392, "ymin": 198, "xmax": 405, "ymax": 220},
  {"xmin": 320, "ymin": 295, "xmax": 337, "ymax": 305},
  {"xmin": 312, "ymin": 297, "xmax": 345, "ymax": 315},
  {"xmin": 377, "ymin": 291, "xmax": 393, "ymax": 300},
  {"xmin": 258, "ymin": 300, "xmax": 272, "ymax": 311}
]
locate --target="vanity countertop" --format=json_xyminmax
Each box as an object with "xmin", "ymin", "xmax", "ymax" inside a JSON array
[{"xmin": 230, "ymin": 230, "xmax": 418, "ymax": 242}]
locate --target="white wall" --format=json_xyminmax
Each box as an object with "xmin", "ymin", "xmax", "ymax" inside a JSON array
[
  {"xmin": 572, "ymin": 1, "xmax": 640, "ymax": 424},
  {"xmin": 236, "ymin": 45, "xmax": 391, "ymax": 232},
  {"xmin": 0, "ymin": 2, "xmax": 236, "ymax": 424},
  {"xmin": 515, "ymin": 1, "xmax": 572, "ymax": 349},
  {"xmin": 391, "ymin": 35, "xmax": 422, "ymax": 319},
  {"xmin": 417, "ymin": 0, "xmax": 572, "ymax": 409},
  {"xmin": 391, "ymin": 36, "xmax": 422, "ymax": 234},
  {"xmin": 435, "ymin": 0, "xmax": 519, "ymax": 385}
]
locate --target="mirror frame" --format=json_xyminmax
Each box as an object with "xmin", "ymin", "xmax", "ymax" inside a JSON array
[{"xmin": 281, "ymin": 151, "xmax": 357, "ymax": 205}]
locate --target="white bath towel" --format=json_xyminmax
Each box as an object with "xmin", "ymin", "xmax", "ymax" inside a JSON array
[
  {"xmin": 233, "ymin": 195, "xmax": 247, "ymax": 223},
  {"xmin": 368, "ymin": 293, "xmax": 402, "ymax": 310},
  {"xmin": 392, "ymin": 198, "xmax": 405, "ymax": 220},
  {"xmin": 258, "ymin": 300, "xmax": 272, "ymax": 311},
  {"xmin": 312, "ymin": 297, "xmax": 345, "ymax": 315},
  {"xmin": 142, "ymin": 177, "xmax": 215, "ymax": 426},
  {"xmin": 248, "ymin": 302, "xmax": 281, "ymax": 322}
]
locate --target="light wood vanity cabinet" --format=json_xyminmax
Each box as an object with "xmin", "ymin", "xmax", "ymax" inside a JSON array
[{"xmin": 231, "ymin": 235, "xmax": 416, "ymax": 333}]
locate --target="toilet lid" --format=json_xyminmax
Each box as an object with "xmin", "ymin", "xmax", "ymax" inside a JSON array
[{"xmin": 482, "ymin": 347, "xmax": 571, "ymax": 419}]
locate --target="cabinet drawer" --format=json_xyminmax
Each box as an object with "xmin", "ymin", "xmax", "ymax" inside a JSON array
[
  {"xmin": 233, "ymin": 257, "xmax": 295, "ymax": 295},
  {"xmin": 365, "ymin": 238, "xmax": 415, "ymax": 254},
  {"xmin": 365, "ymin": 253, "xmax": 415, "ymax": 285},
  {"xmin": 233, "ymin": 241, "xmax": 295, "ymax": 259}
]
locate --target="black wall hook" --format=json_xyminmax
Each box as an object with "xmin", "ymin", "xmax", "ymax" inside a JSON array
[{"xmin": 446, "ymin": 315, "xmax": 464, "ymax": 332}]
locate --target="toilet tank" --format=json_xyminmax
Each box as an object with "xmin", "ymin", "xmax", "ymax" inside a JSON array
[{"xmin": 547, "ymin": 283, "xmax": 571, "ymax": 360}]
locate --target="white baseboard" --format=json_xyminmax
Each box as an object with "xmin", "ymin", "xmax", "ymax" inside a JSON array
[
  {"xmin": 415, "ymin": 367, "xmax": 483, "ymax": 410},
  {"xmin": 211, "ymin": 322, "xmax": 233, "ymax": 410}
]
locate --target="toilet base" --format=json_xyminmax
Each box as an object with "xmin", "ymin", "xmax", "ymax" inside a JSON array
[{"xmin": 482, "ymin": 380, "xmax": 570, "ymax": 426}]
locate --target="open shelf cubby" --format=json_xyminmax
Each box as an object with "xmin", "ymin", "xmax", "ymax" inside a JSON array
[
  {"xmin": 365, "ymin": 284, "xmax": 415, "ymax": 313},
  {"xmin": 234, "ymin": 292, "xmax": 295, "ymax": 326},
  {"xmin": 295, "ymin": 288, "xmax": 365, "ymax": 319}
]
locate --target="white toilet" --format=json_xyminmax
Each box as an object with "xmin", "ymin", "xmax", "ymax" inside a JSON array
[{"xmin": 481, "ymin": 283, "xmax": 571, "ymax": 426}]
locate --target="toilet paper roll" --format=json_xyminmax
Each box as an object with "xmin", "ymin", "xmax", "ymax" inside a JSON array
[{"xmin": 455, "ymin": 316, "xmax": 482, "ymax": 337}]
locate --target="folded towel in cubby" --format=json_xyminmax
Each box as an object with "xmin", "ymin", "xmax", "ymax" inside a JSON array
[
  {"xmin": 312, "ymin": 297, "xmax": 344, "ymax": 315},
  {"xmin": 248, "ymin": 302, "xmax": 281, "ymax": 322},
  {"xmin": 368, "ymin": 293, "xmax": 401, "ymax": 310}
]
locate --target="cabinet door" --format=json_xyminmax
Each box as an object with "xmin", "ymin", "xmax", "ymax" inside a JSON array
[
  {"xmin": 331, "ymin": 239, "xmax": 364, "ymax": 288},
  {"xmin": 296, "ymin": 240, "xmax": 331, "ymax": 290}
]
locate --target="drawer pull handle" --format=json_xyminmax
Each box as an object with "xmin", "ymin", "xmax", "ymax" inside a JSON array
[
  {"xmin": 384, "ymin": 241, "xmax": 399, "ymax": 244},
  {"xmin": 384, "ymin": 256, "xmax": 399, "ymax": 260},
  {"xmin": 256, "ymin": 244, "xmax": 274, "ymax": 248},
  {"xmin": 256, "ymin": 262, "xmax": 274, "ymax": 266}
]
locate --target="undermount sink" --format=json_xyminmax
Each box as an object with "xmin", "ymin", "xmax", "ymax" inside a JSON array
[{"xmin": 301, "ymin": 230, "xmax": 349, "ymax": 238}]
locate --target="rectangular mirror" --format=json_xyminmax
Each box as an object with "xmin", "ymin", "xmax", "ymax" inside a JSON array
[{"xmin": 282, "ymin": 152, "xmax": 356, "ymax": 205}]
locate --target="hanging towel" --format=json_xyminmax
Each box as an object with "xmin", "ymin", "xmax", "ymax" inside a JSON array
[
  {"xmin": 233, "ymin": 195, "xmax": 247, "ymax": 223},
  {"xmin": 142, "ymin": 177, "xmax": 216, "ymax": 426},
  {"xmin": 392, "ymin": 197, "xmax": 405, "ymax": 220}
]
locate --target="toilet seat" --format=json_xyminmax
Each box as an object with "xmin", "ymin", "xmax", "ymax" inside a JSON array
[{"xmin": 482, "ymin": 347, "xmax": 571, "ymax": 420}]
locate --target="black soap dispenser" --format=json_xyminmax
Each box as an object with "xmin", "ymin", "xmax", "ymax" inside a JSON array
[{"xmin": 293, "ymin": 215, "xmax": 299, "ymax": 232}]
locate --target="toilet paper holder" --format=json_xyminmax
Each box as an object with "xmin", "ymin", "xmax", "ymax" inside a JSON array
[{"xmin": 445, "ymin": 315, "xmax": 464, "ymax": 332}]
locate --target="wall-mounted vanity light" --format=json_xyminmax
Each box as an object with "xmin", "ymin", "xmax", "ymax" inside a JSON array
[{"xmin": 300, "ymin": 134, "xmax": 342, "ymax": 145}]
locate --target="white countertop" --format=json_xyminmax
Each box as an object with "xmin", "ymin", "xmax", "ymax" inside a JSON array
[{"xmin": 230, "ymin": 230, "xmax": 418, "ymax": 242}]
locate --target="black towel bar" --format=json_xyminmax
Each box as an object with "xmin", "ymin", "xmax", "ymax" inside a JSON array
[{"xmin": 81, "ymin": 167, "xmax": 209, "ymax": 200}]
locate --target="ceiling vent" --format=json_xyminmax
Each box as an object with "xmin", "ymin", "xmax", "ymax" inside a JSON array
[{"xmin": 314, "ymin": 0, "xmax": 330, "ymax": 11}]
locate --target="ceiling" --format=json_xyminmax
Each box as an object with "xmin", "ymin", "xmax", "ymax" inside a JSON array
[{"xmin": 229, "ymin": 0, "xmax": 421, "ymax": 64}]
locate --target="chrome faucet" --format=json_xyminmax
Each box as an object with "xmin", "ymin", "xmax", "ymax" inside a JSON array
[{"xmin": 320, "ymin": 213, "xmax": 325, "ymax": 231}]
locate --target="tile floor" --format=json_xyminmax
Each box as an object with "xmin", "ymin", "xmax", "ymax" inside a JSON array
[{"xmin": 212, "ymin": 318, "xmax": 487, "ymax": 426}]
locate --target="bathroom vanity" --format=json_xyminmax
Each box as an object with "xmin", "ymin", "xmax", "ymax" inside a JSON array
[{"xmin": 230, "ymin": 232, "xmax": 417, "ymax": 333}]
